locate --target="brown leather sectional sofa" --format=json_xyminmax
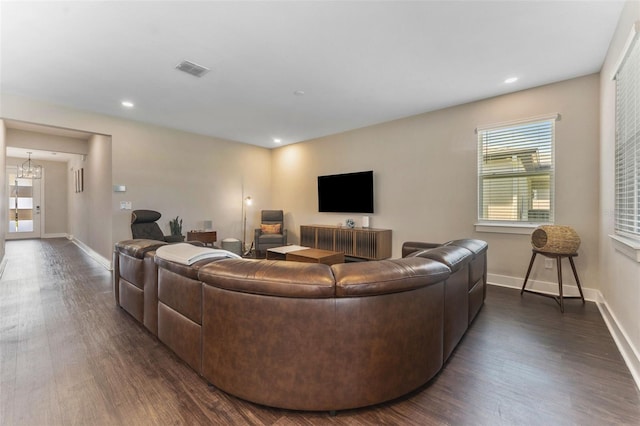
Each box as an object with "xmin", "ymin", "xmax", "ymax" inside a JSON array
[{"xmin": 113, "ymin": 238, "xmax": 487, "ymax": 412}]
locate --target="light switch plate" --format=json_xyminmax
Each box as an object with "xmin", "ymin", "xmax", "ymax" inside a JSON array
[{"xmin": 120, "ymin": 201, "xmax": 132, "ymax": 210}]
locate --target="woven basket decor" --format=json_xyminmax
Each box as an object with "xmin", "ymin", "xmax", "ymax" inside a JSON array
[{"xmin": 531, "ymin": 225, "xmax": 580, "ymax": 254}]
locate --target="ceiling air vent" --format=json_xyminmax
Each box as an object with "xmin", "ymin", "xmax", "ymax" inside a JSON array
[{"xmin": 175, "ymin": 60, "xmax": 210, "ymax": 78}]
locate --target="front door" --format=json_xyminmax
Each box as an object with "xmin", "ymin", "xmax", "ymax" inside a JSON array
[{"xmin": 7, "ymin": 166, "xmax": 41, "ymax": 239}]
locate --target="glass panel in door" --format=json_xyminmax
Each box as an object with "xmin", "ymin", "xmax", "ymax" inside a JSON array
[{"xmin": 7, "ymin": 167, "xmax": 41, "ymax": 239}]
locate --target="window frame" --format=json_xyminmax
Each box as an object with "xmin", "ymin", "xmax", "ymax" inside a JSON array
[
  {"xmin": 475, "ymin": 113, "xmax": 559, "ymax": 233},
  {"xmin": 613, "ymin": 23, "xmax": 640, "ymax": 241}
]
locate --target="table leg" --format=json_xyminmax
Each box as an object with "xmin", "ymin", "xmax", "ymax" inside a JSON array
[
  {"xmin": 568, "ymin": 256, "xmax": 585, "ymax": 304},
  {"xmin": 557, "ymin": 256, "xmax": 564, "ymax": 313},
  {"xmin": 521, "ymin": 252, "xmax": 537, "ymax": 295}
]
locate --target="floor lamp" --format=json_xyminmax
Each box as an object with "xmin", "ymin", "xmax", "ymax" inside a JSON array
[{"xmin": 242, "ymin": 196, "xmax": 252, "ymax": 256}]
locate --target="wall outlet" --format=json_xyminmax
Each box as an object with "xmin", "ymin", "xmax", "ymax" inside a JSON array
[
  {"xmin": 544, "ymin": 258, "xmax": 554, "ymax": 269},
  {"xmin": 120, "ymin": 201, "xmax": 132, "ymax": 210}
]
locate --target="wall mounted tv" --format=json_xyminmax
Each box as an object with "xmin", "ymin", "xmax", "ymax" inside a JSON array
[{"xmin": 317, "ymin": 170, "xmax": 374, "ymax": 213}]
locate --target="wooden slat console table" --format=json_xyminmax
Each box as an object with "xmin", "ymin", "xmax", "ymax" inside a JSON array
[{"xmin": 300, "ymin": 225, "xmax": 392, "ymax": 260}]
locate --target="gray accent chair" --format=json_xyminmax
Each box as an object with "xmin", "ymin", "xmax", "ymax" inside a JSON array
[
  {"xmin": 254, "ymin": 210, "xmax": 287, "ymax": 255},
  {"xmin": 131, "ymin": 210, "xmax": 182, "ymax": 242}
]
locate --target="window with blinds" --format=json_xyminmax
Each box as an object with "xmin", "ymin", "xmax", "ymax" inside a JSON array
[
  {"xmin": 477, "ymin": 117, "xmax": 555, "ymax": 224},
  {"xmin": 614, "ymin": 26, "xmax": 640, "ymax": 238}
]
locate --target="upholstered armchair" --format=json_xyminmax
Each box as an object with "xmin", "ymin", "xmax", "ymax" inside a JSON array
[
  {"xmin": 131, "ymin": 210, "xmax": 183, "ymax": 243},
  {"xmin": 254, "ymin": 210, "xmax": 287, "ymax": 254}
]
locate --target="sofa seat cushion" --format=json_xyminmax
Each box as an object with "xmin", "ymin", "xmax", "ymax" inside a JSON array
[
  {"xmin": 257, "ymin": 233, "xmax": 285, "ymax": 242},
  {"xmin": 199, "ymin": 259, "xmax": 335, "ymax": 298},
  {"xmin": 115, "ymin": 239, "xmax": 167, "ymax": 259},
  {"xmin": 332, "ymin": 258, "xmax": 450, "ymax": 297}
]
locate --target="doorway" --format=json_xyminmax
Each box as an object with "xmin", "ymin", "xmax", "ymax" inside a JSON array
[{"xmin": 7, "ymin": 166, "xmax": 42, "ymax": 239}]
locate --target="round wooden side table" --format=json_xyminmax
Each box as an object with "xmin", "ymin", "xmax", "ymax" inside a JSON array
[{"xmin": 520, "ymin": 249, "xmax": 585, "ymax": 312}]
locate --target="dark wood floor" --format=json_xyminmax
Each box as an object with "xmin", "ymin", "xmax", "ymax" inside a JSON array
[{"xmin": 1, "ymin": 238, "xmax": 639, "ymax": 425}]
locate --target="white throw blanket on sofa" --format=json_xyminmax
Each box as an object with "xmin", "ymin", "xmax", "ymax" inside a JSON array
[{"xmin": 155, "ymin": 243, "xmax": 241, "ymax": 265}]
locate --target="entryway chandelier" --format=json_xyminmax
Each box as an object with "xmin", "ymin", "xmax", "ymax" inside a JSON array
[{"xmin": 17, "ymin": 152, "xmax": 42, "ymax": 179}]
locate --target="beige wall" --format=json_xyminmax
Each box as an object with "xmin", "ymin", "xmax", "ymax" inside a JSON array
[
  {"xmin": 7, "ymin": 128, "xmax": 89, "ymax": 154},
  {"xmin": 87, "ymin": 135, "xmax": 113, "ymax": 259},
  {"xmin": 0, "ymin": 120, "xmax": 6, "ymax": 263},
  {"xmin": 1, "ymin": 94, "xmax": 272, "ymax": 261},
  {"xmin": 67, "ymin": 135, "xmax": 113, "ymax": 258},
  {"xmin": 6, "ymin": 156, "xmax": 68, "ymax": 236},
  {"xmin": 599, "ymin": 1, "xmax": 640, "ymax": 380},
  {"xmin": 109, "ymin": 118, "xmax": 271, "ymax": 247},
  {"xmin": 272, "ymin": 74, "xmax": 601, "ymax": 290},
  {"xmin": 42, "ymin": 160, "xmax": 68, "ymax": 235}
]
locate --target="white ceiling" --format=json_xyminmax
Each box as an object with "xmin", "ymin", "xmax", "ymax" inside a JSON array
[{"xmin": 1, "ymin": 1, "xmax": 625, "ymax": 148}]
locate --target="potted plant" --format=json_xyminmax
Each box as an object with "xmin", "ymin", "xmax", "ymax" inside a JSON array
[{"xmin": 166, "ymin": 216, "xmax": 184, "ymax": 242}]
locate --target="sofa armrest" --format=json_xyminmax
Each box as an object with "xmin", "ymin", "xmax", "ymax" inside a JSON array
[{"xmin": 402, "ymin": 241, "xmax": 442, "ymax": 258}]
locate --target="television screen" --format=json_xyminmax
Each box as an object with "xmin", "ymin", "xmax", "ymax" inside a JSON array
[{"xmin": 317, "ymin": 171, "xmax": 374, "ymax": 213}]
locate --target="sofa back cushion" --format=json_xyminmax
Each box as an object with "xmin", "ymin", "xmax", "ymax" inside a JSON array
[
  {"xmin": 198, "ymin": 259, "xmax": 336, "ymax": 298},
  {"xmin": 400, "ymin": 241, "xmax": 441, "ymax": 258},
  {"xmin": 155, "ymin": 256, "xmax": 223, "ymax": 279},
  {"xmin": 445, "ymin": 239, "xmax": 488, "ymax": 287},
  {"xmin": 406, "ymin": 245, "xmax": 472, "ymax": 273},
  {"xmin": 332, "ymin": 258, "xmax": 450, "ymax": 297},
  {"xmin": 115, "ymin": 239, "xmax": 167, "ymax": 259}
]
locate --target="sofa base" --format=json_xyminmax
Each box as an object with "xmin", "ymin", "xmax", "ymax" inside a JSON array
[
  {"xmin": 158, "ymin": 302, "xmax": 202, "ymax": 374},
  {"xmin": 469, "ymin": 279, "xmax": 485, "ymax": 323},
  {"xmin": 201, "ymin": 281, "xmax": 445, "ymax": 412},
  {"xmin": 118, "ymin": 279, "xmax": 144, "ymax": 323}
]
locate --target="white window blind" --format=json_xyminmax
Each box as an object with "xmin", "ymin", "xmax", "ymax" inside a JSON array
[
  {"xmin": 615, "ymin": 26, "xmax": 640, "ymax": 238},
  {"xmin": 477, "ymin": 117, "xmax": 555, "ymax": 224}
]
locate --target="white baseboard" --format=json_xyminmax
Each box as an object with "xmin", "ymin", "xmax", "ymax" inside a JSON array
[
  {"xmin": 488, "ymin": 273, "xmax": 599, "ymax": 301},
  {"xmin": 0, "ymin": 257, "xmax": 7, "ymax": 280},
  {"xmin": 488, "ymin": 274, "xmax": 640, "ymax": 391},
  {"xmin": 70, "ymin": 237, "xmax": 112, "ymax": 270},
  {"xmin": 595, "ymin": 293, "xmax": 640, "ymax": 391},
  {"xmin": 42, "ymin": 233, "xmax": 68, "ymax": 239}
]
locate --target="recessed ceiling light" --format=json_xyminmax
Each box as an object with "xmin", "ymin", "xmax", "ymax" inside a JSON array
[
  {"xmin": 121, "ymin": 101, "xmax": 134, "ymax": 108},
  {"xmin": 294, "ymin": 90, "xmax": 305, "ymax": 96},
  {"xmin": 273, "ymin": 138, "xmax": 282, "ymax": 144},
  {"xmin": 504, "ymin": 77, "xmax": 518, "ymax": 84}
]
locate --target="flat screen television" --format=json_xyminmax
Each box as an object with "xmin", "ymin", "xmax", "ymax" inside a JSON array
[{"xmin": 317, "ymin": 170, "xmax": 374, "ymax": 213}]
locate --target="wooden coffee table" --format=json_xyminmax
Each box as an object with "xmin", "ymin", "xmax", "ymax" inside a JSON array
[
  {"xmin": 286, "ymin": 248, "xmax": 344, "ymax": 265},
  {"xmin": 267, "ymin": 246, "xmax": 344, "ymax": 265}
]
